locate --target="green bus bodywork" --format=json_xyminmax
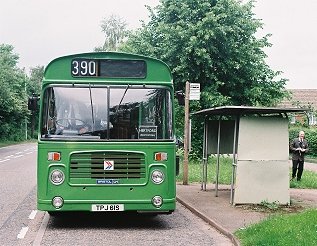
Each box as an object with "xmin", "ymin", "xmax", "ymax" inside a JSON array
[{"xmin": 37, "ymin": 52, "xmax": 176, "ymax": 213}]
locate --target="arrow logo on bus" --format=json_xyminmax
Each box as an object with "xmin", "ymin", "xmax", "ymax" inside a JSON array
[{"xmin": 104, "ymin": 160, "xmax": 114, "ymax": 170}]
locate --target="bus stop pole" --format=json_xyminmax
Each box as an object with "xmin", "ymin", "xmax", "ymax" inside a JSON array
[{"xmin": 183, "ymin": 81, "xmax": 190, "ymax": 185}]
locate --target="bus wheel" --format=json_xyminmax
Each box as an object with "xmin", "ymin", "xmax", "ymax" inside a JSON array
[
  {"xmin": 48, "ymin": 211, "xmax": 63, "ymax": 217},
  {"xmin": 138, "ymin": 212, "xmax": 158, "ymax": 217}
]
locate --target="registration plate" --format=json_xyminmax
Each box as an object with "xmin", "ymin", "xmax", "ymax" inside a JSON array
[{"xmin": 91, "ymin": 204, "xmax": 124, "ymax": 212}]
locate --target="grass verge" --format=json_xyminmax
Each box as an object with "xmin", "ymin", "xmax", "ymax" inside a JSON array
[
  {"xmin": 177, "ymin": 156, "xmax": 317, "ymax": 189},
  {"xmin": 0, "ymin": 140, "xmax": 36, "ymax": 148},
  {"xmin": 290, "ymin": 170, "xmax": 317, "ymax": 189},
  {"xmin": 176, "ymin": 156, "xmax": 232, "ymax": 184},
  {"xmin": 235, "ymin": 209, "xmax": 317, "ymax": 246},
  {"xmin": 0, "ymin": 141, "xmax": 21, "ymax": 148}
]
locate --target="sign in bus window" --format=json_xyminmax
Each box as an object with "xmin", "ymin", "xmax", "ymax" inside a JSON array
[{"xmin": 139, "ymin": 126, "xmax": 157, "ymax": 139}]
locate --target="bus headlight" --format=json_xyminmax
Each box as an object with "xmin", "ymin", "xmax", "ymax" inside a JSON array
[
  {"xmin": 52, "ymin": 196, "xmax": 64, "ymax": 209},
  {"xmin": 50, "ymin": 169, "xmax": 65, "ymax": 185},
  {"xmin": 152, "ymin": 196, "xmax": 163, "ymax": 208},
  {"xmin": 151, "ymin": 170, "xmax": 165, "ymax": 184}
]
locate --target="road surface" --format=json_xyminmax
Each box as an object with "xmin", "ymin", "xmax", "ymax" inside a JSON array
[{"xmin": 0, "ymin": 143, "xmax": 232, "ymax": 246}]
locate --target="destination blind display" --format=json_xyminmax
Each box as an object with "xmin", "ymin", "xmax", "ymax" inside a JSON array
[{"xmin": 71, "ymin": 59, "xmax": 146, "ymax": 78}]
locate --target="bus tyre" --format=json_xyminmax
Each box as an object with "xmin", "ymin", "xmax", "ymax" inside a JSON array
[{"xmin": 48, "ymin": 211, "xmax": 63, "ymax": 217}]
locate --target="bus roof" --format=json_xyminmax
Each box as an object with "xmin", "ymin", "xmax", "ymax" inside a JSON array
[{"xmin": 44, "ymin": 52, "xmax": 173, "ymax": 85}]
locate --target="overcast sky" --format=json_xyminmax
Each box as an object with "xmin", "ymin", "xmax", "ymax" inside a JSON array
[{"xmin": 1, "ymin": 0, "xmax": 316, "ymax": 89}]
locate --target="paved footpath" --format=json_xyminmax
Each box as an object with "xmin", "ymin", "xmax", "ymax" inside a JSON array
[
  {"xmin": 289, "ymin": 160, "xmax": 317, "ymax": 172},
  {"xmin": 290, "ymin": 161, "xmax": 317, "ymax": 208}
]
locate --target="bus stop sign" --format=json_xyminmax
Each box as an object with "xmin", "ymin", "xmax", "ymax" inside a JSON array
[{"xmin": 189, "ymin": 83, "xmax": 200, "ymax": 100}]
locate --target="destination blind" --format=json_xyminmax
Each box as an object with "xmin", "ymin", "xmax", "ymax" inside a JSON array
[{"xmin": 71, "ymin": 59, "xmax": 146, "ymax": 78}]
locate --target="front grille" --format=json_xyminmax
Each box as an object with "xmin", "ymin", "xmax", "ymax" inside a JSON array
[{"xmin": 70, "ymin": 152, "xmax": 146, "ymax": 179}]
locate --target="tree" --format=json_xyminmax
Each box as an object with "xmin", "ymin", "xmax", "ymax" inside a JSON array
[
  {"xmin": 27, "ymin": 66, "xmax": 44, "ymax": 138},
  {"xmin": 0, "ymin": 44, "xmax": 29, "ymax": 140},
  {"xmin": 122, "ymin": 0, "xmax": 288, "ymax": 108},
  {"xmin": 121, "ymin": 0, "xmax": 289, "ymax": 155},
  {"xmin": 95, "ymin": 14, "xmax": 129, "ymax": 51},
  {"xmin": 28, "ymin": 65, "xmax": 44, "ymax": 95}
]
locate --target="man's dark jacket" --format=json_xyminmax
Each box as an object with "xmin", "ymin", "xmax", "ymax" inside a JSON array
[{"xmin": 290, "ymin": 138, "xmax": 309, "ymax": 161}]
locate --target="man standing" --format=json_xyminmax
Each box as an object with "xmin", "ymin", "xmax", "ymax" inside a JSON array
[{"xmin": 290, "ymin": 131, "xmax": 309, "ymax": 181}]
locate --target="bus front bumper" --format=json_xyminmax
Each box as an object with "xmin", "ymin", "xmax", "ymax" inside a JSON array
[{"xmin": 38, "ymin": 197, "xmax": 176, "ymax": 213}]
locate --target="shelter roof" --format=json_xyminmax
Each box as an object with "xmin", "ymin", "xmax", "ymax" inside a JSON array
[{"xmin": 192, "ymin": 106, "xmax": 307, "ymax": 116}]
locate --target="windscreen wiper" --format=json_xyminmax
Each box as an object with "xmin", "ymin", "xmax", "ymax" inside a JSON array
[
  {"xmin": 89, "ymin": 84, "xmax": 95, "ymax": 131},
  {"xmin": 115, "ymin": 84, "xmax": 130, "ymax": 115}
]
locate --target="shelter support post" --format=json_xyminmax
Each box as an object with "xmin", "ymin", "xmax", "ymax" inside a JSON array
[
  {"xmin": 201, "ymin": 116, "xmax": 208, "ymax": 191},
  {"xmin": 183, "ymin": 81, "xmax": 190, "ymax": 185},
  {"xmin": 215, "ymin": 116, "xmax": 222, "ymax": 197},
  {"xmin": 230, "ymin": 115, "xmax": 240, "ymax": 204}
]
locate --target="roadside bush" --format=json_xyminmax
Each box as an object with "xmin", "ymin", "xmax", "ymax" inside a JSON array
[{"xmin": 0, "ymin": 121, "xmax": 26, "ymax": 141}]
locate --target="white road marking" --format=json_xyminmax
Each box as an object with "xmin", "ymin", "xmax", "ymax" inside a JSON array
[
  {"xmin": 25, "ymin": 152, "xmax": 34, "ymax": 155},
  {"xmin": 32, "ymin": 212, "xmax": 49, "ymax": 246},
  {"xmin": 29, "ymin": 210, "xmax": 38, "ymax": 220},
  {"xmin": 0, "ymin": 159, "xmax": 10, "ymax": 163},
  {"xmin": 24, "ymin": 148, "xmax": 36, "ymax": 152},
  {"xmin": 12, "ymin": 155, "xmax": 24, "ymax": 158},
  {"xmin": 4, "ymin": 155, "xmax": 14, "ymax": 158},
  {"xmin": 16, "ymin": 152, "xmax": 23, "ymax": 155},
  {"xmin": 17, "ymin": 227, "xmax": 29, "ymax": 239}
]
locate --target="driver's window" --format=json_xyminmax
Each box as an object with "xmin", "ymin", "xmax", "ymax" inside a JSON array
[{"xmin": 46, "ymin": 88, "xmax": 57, "ymax": 134}]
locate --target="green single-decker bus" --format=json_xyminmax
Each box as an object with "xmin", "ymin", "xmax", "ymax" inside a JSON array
[{"xmin": 32, "ymin": 52, "xmax": 176, "ymax": 215}]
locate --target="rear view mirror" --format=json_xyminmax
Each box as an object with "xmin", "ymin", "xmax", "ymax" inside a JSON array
[
  {"xmin": 175, "ymin": 90, "xmax": 185, "ymax": 106},
  {"xmin": 28, "ymin": 94, "xmax": 39, "ymax": 111}
]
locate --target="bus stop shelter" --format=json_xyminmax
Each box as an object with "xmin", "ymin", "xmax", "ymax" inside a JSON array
[{"xmin": 192, "ymin": 106, "xmax": 306, "ymax": 205}]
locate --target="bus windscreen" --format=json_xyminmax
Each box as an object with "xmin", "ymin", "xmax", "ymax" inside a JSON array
[{"xmin": 41, "ymin": 86, "xmax": 173, "ymax": 140}]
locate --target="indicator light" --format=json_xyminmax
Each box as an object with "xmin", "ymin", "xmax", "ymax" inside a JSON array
[
  {"xmin": 154, "ymin": 152, "xmax": 168, "ymax": 161},
  {"xmin": 48, "ymin": 152, "xmax": 61, "ymax": 161}
]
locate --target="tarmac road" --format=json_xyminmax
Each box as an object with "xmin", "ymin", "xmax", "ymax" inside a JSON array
[
  {"xmin": 0, "ymin": 143, "xmax": 232, "ymax": 246},
  {"xmin": 36, "ymin": 204, "xmax": 232, "ymax": 246},
  {"xmin": 0, "ymin": 143, "xmax": 37, "ymax": 245}
]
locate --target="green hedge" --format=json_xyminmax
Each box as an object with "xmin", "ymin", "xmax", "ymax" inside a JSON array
[
  {"xmin": 0, "ymin": 122, "xmax": 26, "ymax": 141},
  {"xmin": 289, "ymin": 127, "xmax": 317, "ymax": 157}
]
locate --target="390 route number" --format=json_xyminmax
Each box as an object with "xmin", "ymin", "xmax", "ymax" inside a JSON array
[{"xmin": 71, "ymin": 59, "xmax": 97, "ymax": 77}]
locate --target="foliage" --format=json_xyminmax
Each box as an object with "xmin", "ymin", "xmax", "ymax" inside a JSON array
[
  {"xmin": 259, "ymin": 200, "xmax": 280, "ymax": 211},
  {"xmin": 27, "ymin": 66, "xmax": 43, "ymax": 138},
  {"xmin": 28, "ymin": 65, "xmax": 44, "ymax": 95},
  {"xmin": 0, "ymin": 44, "xmax": 42, "ymax": 141},
  {"xmin": 235, "ymin": 209, "xmax": 317, "ymax": 246},
  {"xmin": 289, "ymin": 126, "xmax": 317, "ymax": 157},
  {"xmin": 121, "ymin": 0, "xmax": 288, "ymax": 156},
  {"xmin": 0, "ymin": 44, "xmax": 29, "ymax": 141},
  {"xmin": 122, "ymin": 0, "xmax": 287, "ymax": 107},
  {"xmin": 95, "ymin": 14, "xmax": 129, "ymax": 51}
]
